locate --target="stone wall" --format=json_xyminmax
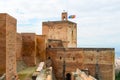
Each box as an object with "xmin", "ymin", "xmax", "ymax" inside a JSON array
[
  {"xmin": 67, "ymin": 22, "xmax": 77, "ymax": 47},
  {"xmin": 42, "ymin": 21, "xmax": 77, "ymax": 48},
  {"xmin": 0, "ymin": 13, "xmax": 17, "ymax": 80},
  {"xmin": 0, "ymin": 14, "xmax": 6, "ymax": 76},
  {"xmin": 36, "ymin": 35, "xmax": 47, "ymax": 63},
  {"xmin": 47, "ymin": 39, "xmax": 63, "ymax": 48},
  {"xmin": 46, "ymin": 48, "xmax": 115, "ymax": 80},
  {"xmin": 22, "ymin": 33, "xmax": 36, "ymax": 66},
  {"xmin": 16, "ymin": 33, "xmax": 22, "ymax": 61},
  {"xmin": 16, "ymin": 33, "xmax": 27, "ymax": 72}
]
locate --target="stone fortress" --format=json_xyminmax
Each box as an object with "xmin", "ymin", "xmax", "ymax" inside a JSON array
[{"xmin": 0, "ymin": 12, "xmax": 115, "ymax": 80}]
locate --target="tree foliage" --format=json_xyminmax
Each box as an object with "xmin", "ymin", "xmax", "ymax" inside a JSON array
[{"xmin": 116, "ymin": 71, "xmax": 120, "ymax": 80}]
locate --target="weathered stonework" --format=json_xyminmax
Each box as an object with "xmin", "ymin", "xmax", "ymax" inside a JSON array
[
  {"xmin": 36, "ymin": 35, "xmax": 47, "ymax": 62},
  {"xmin": 42, "ymin": 21, "xmax": 77, "ymax": 48},
  {"xmin": 47, "ymin": 39, "xmax": 63, "ymax": 48},
  {"xmin": 43, "ymin": 12, "xmax": 115, "ymax": 80},
  {"xmin": 0, "ymin": 12, "xmax": 115, "ymax": 80},
  {"xmin": 46, "ymin": 48, "xmax": 115, "ymax": 80},
  {"xmin": 16, "ymin": 33, "xmax": 22, "ymax": 61},
  {"xmin": 0, "ymin": 14, "xmax": 6, "ymax": 76},
  {"xmin": 21, "ymin": 33, "xmax": 36, "ymax": 66},
  {"xmin": 0, "ymin": 13, "xmax": 17, "ymax": 80}
]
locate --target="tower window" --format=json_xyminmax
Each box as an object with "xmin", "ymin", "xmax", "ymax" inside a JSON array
[
  {"xmin": 63, "ymin": 16, "xmax": 66, "ymax": 20},
  {"xmin": 48, "ymin": 57, "xmax": 51, "ymax": 59},
  {"xmin": 60, "ymin": 56, "xmax": 62, "ymax": 60},
  {"xmin": 48, "ymin": 45, "xmax": 51, "ymax": 48},
  {"xmin": 73, "ymin": 57, "xmax": 75, "ymax": 60}
]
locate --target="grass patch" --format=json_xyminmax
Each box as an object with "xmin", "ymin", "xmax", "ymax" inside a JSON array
[
  {"xmin": 18, "ymin": 66, "xmax": 37, "ymax": 80},
  {"xmin": 18, "ymin": 73, "xmax": 27, "ymax": 80}
]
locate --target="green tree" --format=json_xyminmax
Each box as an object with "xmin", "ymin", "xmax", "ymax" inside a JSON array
[{"xmin": 116, "ymin": 71, "xmax": 120, "ymax": 80}]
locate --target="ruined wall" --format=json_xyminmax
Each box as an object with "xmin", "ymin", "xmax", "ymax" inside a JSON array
[
  {"xmin": 42, "ymin": 21, "xmax": 77, "ymax": 48},
  {"xmin": 36, "ymin": 35, "xmax": 46, "ymax": 63},
  {"xmin": 16, "ymin": 33, "xmax": 27, "ymax": 72},
  {"xmin": 46, "ymin": 48, "xmax": 115, "ymax": 80},
  {"xmin": 0, "ymin": 13, "xmax": 17, "ymax": 80},
  {"xmin": 16, "ymin": 33, "xmax": 22, "ymax": 60},
  {"xmin": 22, "ymin": 33, "xmax": 36, "ymax": 66}
]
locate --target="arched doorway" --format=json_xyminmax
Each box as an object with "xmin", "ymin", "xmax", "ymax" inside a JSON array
[{"xmin": 66, "ymin": 73, "xmax": 71, "ymax": 80}]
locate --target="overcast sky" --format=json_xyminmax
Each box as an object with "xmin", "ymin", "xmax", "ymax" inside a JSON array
[{"xmin": 0, "ymin": 0, "xmax": 120, "ymax": 57}]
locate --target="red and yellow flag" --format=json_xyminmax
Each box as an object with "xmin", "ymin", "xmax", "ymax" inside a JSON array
[{"xmin": 68, "ymin": 15, "xmax": 76, "ymax": 19}]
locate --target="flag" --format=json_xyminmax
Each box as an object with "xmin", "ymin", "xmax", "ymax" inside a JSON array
[{"xmin": 68, "ymin": 15, "xmax": 76, "ymax": 19}]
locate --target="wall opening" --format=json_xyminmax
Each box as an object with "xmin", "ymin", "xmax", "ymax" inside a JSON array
[
  {"xmin": 73, "ymin": 57, "xmax": 75, "ymax": 60},
  {"xmin": 63, "ymin": 16, "xmax": 66, "ymax": 20},
  {"xmin": 48, "ymin": 45, "xmax": 51, "ymax": 48},
  {"xmin": 60, "ymin": 56, "xmax": 62, "ymax": 60},
  {"xmin": 66, "ymin": 73, "xmax": 71, "ymax": 80},
  {"xmin": 48, "ymin": 57, "xmax": 51, "ymax": 59}
]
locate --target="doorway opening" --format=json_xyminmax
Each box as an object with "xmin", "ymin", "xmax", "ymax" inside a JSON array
[{"xmin": 66, "ymin": 73, "xmax": 71, "ymax": 80}]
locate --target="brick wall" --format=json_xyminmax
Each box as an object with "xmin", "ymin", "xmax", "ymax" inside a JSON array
[
  {"xmin": 67, "ymin": 23, "xmax": 77, "ymax": 47},
  {"xmin": 46, "ymin": 48, "xmax": 115, "ymax": 80},
  {"xmin": 16, "ymin": 33, "xmax": 22, "ymax": 61},
  {"xmin": 6, "ymin": 14, "xmax": 17, "ymax": 80},
  {"xmin": 0, "ymin": 14, "xmax": 6, "ymax": 76},
  {"xmin": 36, "ymin": 35, "xmax": 47, "ymax": 63},
  {"xmin": 0, "ymin": 13, "xmax": 17, "ymax": 80},
  {"xmin": 47, "ymin": 39, "xmax": 63, "ymax": 48},
  {"xmin": 42, "ymin": 21, "xmax": 77, "ymax": 48},
  {"xmin": 22, "ymin": 33, "xmax": 36, "ymax": 66}
]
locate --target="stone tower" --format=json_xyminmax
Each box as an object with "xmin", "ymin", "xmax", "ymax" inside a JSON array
[
  {"xmin": 0, "ymin": 13, "xmax": 17, "ymax": 80},
  {"xmin": 42, "ymin": 12, "xmax": 77, "ymax": 48},
  {"xmin": 61, "ymin": 12, "xmax": 68, "ymax": 21}
]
